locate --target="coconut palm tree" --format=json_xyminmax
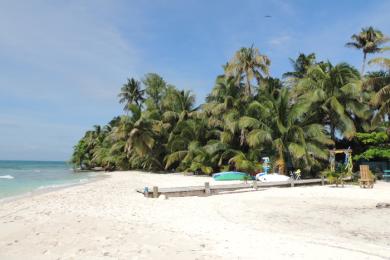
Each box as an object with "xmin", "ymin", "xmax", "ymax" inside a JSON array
[
  {"xmin": 124, "ymin": 106, "xmax": 155, "ymax": 157},
  {"xmin": 295, "ymin": 62, "xmax": 371, "ymax": 140},
  {"xmin": 283, "ymin": 53, "xmax": 317, "ymax": 79},
  {"xmin": 162, "ymin": 88, "xmax": 197, "ymax": 123},
  {"xmin": 346, "ymin": 27, "xmax": 389, "ymax": 75},
  {"xmin": 368, "ymin": 57, "xmax": 390, "ymax": 125},
  {"xmin": 108, "ymin": 104, "xmax": 162, "ymax": 170},
  {"xmin": 265, "ymin": 88, "xmax": 333, "ymax": 174},
  {"xmin": 227, "ymin": 151, "xmax": 259, "ymax": 174},
  {"xmin": 204, "ymin": 75, "xmax": 253, "ymax": 147},
  {"xmin": 164, "ymin": 117, "xmax": 209, "ymax": 169},
  {"xmin": 71, "ymin": 124, "xmax": 108, "ymax": 169},
  {"xmin": 71, "ymin": 139, "xmax": 90, "ymax": 169},
  {"xmin": 118, "ymin": 78, "xmax": 145, "ymax": 112},
  {"xmin": 72, "ymin": 39, "xmax": 389, "ymax": 175},
  {"xmin": 142, "ymin": 73, "xmax": 167, "ymax": 112},
  {"xmin": 225, "ymin": 45, "xmax": 270, "ymax": 96}
]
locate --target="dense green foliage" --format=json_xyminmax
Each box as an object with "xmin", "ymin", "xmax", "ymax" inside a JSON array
[
  {"xmin": 354, "ymin": 131, "xmax": 390, "ymax": 161},
  {"xmin": 368, "ymin": 58, "xmax": 390, "ymax": 124},
  {"xmin": 355, "ymin": 132, "xmax": 388, "ymax": 144},
  {"xmin": 71, "ymin": 27, "xmax": 390, "ymax": 176}
]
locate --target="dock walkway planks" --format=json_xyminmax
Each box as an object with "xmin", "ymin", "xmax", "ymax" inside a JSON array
[{"xmin": 137, "ymin": 178, "xmax": 327, "ymax": 198}]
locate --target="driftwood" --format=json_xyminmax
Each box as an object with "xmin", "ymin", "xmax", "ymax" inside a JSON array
[{"xmin": 376, "ymin": 203, "xmax": 390, "ymax": 209}]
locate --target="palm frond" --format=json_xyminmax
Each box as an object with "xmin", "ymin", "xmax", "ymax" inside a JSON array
[
  {"xmin": 246, "ymin": 129, "xmax": 272, "ymax": 147},
  {"xmin": 165, "ymin": 151, "xmax": 188, "ymax": 169}
]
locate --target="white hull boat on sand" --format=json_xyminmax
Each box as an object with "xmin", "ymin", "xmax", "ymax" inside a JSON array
[{"xmin": 256, "ymin": 173, "xmax": 291, "ymax": 182}]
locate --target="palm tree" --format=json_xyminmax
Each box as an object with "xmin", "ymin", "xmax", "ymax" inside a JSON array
[
  {"xmin": 228, "ymin": 151, "xmax": 259, "ymax": 174},
  {"xmin": 295, "ymin": 62, "xmax": 371, "ymax": 140},
  {"xmin": 125, "ymin": 106, "xmax": 155, "ymax": 158},
  {"xmin": 109, "ymin": 104, "xmax": 162, "ymax": 170},
  {"xmin": 118, "ymin": 78, "xmax": 145, "ymax": 112},
  {"xmin": 162, "ymin": 89, "xmax": 197, "ymax": 123},
  {"xmin": 165, "ymin": 139, "xmax": 216, "ymax": 175},
  {"xmin": 164, "ymin": 118, "xmax": 208, "ymax": 170},
  {"xmin": 225, "ymin": 45, "xmax": 270, "ymax": 96},
  {"xmin": 73, "ymin": 40, "xmax": 388, "ymax": 175},
  {"xmin": 142, "ymin": 73, "xmax": 167, "ymax": 111},
  {"xmin": 283, "ymin": 53, "xmax": 317, "ymax": 79},
  {"xmin": 71, "ymin": 139, "xmax": 90, "ymax": 169},
  {"xmin": 204, "ymin": 75, "xmax": 251, "ymax": 147},
  {"xmin": 369, "ymin": 57, "xmax": 390, "ymax": 125},
  {"xmin": 346, "ymin": 27, "xmax": 389, "ymax": 75},
  {"xmin": 71, "ymin": 124, "xmax": 108, "ymax": 169},
  {"xmin": 264, "ymin": 88, "xmax": 333, "ymax": 174}
]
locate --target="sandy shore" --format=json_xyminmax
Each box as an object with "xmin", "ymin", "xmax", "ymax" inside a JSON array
[{"xmin": 1, "ymin": 171, "xmax": 389, "ymax": 259}]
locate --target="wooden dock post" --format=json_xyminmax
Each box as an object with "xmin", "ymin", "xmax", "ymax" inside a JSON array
[
  {"xmin": 253, "ymin": 180, "xmax": 258, "ymax": 190},
  {"xmin": 321, "ymin": 176, "xmax": 325, "ymax": 186},
  {"xmin": 290, "ymin": 179, "xmax": 295, "ymax": 187},
  {"xmin": 143, "ymin": 187, "xmax": 149, "ymax": 197},
  {"xmin": 205, "ymin": 182, "xmax": 211, "ymax": 195},
  {"xmin": 152, "ymin": 186, "xmax": 159, "ymax": 198}
]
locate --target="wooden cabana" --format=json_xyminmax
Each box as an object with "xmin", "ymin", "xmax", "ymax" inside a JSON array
[{"xmin": 329, "ymin": 147, "xmax": 353, "ymax": 175}]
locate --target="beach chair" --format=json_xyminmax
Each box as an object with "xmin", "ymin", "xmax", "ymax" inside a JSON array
[{"xmin": 359, "ymin": 165, "xmax": 374, "ymax": 188}]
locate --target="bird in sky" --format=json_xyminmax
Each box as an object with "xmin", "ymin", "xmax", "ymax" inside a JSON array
[{"xmin": 265, "ymin": 15, "xmax": 272, "ymax": 18}]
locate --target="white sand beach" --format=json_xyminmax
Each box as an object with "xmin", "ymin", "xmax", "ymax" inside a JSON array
[{"xmin": 1, "ymin": 171, "xmax": 390, "ymax": 259}]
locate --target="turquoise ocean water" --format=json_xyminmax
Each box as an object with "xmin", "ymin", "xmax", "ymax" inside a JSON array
[{"xmin": 0, "ymin": 160, "xmax": 101, "ymax": 200}]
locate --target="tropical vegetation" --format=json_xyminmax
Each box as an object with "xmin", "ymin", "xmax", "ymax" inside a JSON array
[
  {"xmin": 71, "ymin": 26, "xmax": 390, "ymax": 178},
  {"xmin": 354, "ymin": 132, "xmax": 390, "ymax": 161}
]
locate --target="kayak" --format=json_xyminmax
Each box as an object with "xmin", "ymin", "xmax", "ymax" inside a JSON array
[
  {"xmin": 212, "ymin": 171, "xmax": 249, "ymax": 181},
  {"xmin": 256, "ymin": 173, "xmax": 290, "ymax": 182}
]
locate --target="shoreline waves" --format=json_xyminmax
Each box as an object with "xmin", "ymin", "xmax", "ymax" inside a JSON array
[
  {"xmin": 0, "ymin": 174, "xmax": 108, "ymax": 204},
  {"xmin": 0, "ymin": 160, "xmax": 104, "ymax": 200}
]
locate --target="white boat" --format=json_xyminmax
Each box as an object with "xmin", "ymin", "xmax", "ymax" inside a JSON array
[{"xmin": 256, "ymin": 173, "xmax": 290, "ymax": 182}]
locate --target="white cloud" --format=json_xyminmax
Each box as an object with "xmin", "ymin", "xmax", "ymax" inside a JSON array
[
  {"xmin": 0, "ymin": 0, "xmax": 141, "ymax": 102},
  {"xmin": 269, "ymin": 35, "xmax": 292, "ymax": 47},
  {"xmin": 0, "ymin": 1, "xmax": 143, "ymax": 160}
]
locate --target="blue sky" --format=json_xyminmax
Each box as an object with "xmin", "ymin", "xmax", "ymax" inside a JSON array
[{"xmin": 1, "ymin": 0, "xmax": 389, "ymax": 161}]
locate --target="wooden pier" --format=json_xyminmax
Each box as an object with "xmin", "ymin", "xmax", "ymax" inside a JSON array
[{"xmin": 137, "ymin": 177, "xmax": 327, "ymax": 198}]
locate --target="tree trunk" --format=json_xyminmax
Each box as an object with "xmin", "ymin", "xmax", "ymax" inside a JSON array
[
  {"xmin": 240, "ymin": 129, "xmax": 245, "ymax": 146},
  {"xmin": 330, "ymin": 125, "xmax": 336, "ymax": 144},
  {"xmin": 246, "ymin": 77, "xmax": 251, "ymax": 96},
  {"xmin": 361, "ymin": 52, "xmax": 367, "ymax": 76}
]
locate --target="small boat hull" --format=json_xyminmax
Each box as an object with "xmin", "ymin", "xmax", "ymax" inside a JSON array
[
  {"xmin": 256, "ymin": 173, "xmax": 290, "ymax": 182},
  {"xmin": 212, "ymin": 171, "xmax": 248, "ymax": 181}
]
